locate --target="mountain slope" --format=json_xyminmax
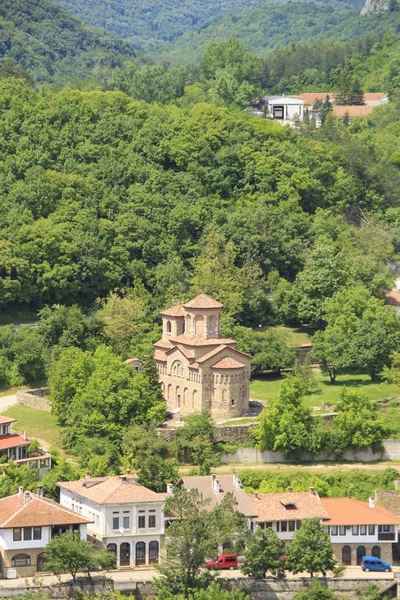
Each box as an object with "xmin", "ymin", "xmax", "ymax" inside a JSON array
[
  {"xmin": 155, "ymin": 2, "xmax": 400, "ymax": 64},
  {"xmin": 53, "ymin": 0, "xmax": 362, "ymax": 50},
  {"xmin": 0, "ymin": 0, "xmax": 135, "ymax": 83}
]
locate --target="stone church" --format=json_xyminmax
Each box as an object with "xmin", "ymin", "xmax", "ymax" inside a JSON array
[{"xmin": 154, "ymin": 294, "xmax": 251, "ymax": 420}]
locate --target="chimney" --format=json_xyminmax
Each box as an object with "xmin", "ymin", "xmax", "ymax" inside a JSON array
[
  {"xmin": 254, "ymin": 492, "xmax": 260, "ymax": 501},
  {"xmin": 288, "ymin": 487, "xmax": 293, "ymax": 493},
  {"xmin": 126, "ymin": 469, "xmax": 131, "ymax": 476},
  {"xmin": 167, "ymin": 483, "xmax": 173, "ymax": 494},
  {"xmin": 23, "ymin": 430, "xmax": 27, "ymax": 441},
  {"xmin": 310, "ymin": 487, "xmax": 316, "ymax": 496},
  {"xmin": 233, "ymin": 474, "xmax": 242, "ymax": 489},
  {"xmin": 18, "ymin": 486, "xmax": 24, "ymax": 496},
  {"xmin": 119, "ymin": 474, "xmax": 127, "ymax": 482},
  {"xmin": 24, "ymin": 491, "xmax": 31, "ymax": 504},
  {"xmin": 37, "ymin": 485, "xmax": 43, "ymax": 498},
  {"xmin": 369, "ymin": 497, "xmax": 375, "ymax": 509},
  {"xmin": 85, "ymin": 471, "xmax": 91, "ymax": 479},
  {"xmin": 213, "ymin": 478, "xmax": 220, "ymax": 494}
]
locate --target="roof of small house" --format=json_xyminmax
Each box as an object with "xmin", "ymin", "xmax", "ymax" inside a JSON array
[
  {"xmin": 321, "ymin": 498, "xmax": 400, "ymax": 525},
  {"xmin": 363, "ymin": 93, "xmax": 388, "ymax": 102},
  {"xmin": 0, "ymin": 434, "xmax": 30, "ymax": 450},
  {"xmin": 262, "ymin": 96, "xmax": 304, "ymax": 105},
  {"xmin": 161, "ymin": 304, "xmax": 186, "ymax": 317},
  {"xmin": 183, "ymin": 295, "xmax": 223, "ymax": 309},
  {"xmin": 332, "ymin": 105, "xmax": 375, "ymax": 118},
  {"xmin": 211, "ymin": 357, "xmax": 245, "ymax": 370},
  {"xmin": 0, "ymin": 491, "xmax": 91, "ymax": 528},
  {"xmin": 58, "ymin": 475, "xmax": 166, "ymax": 505},
  {"xmin": 124, "ymin": 357, "xmax": 142, "ymax": 365},
  {"xmin": 0, "ymin": 416, "xmax": 16, "ymax": 425},
  {"xmin": 177, "ymin": 475, "xmax": 257, "ymax": 517},
  {"xmin": 249, "ymin": 491, "xmax": 329, "ymax": 522},
  {"xmin": 301, "ymin": 93, "xmax": 336, "ymax": 106},
  {"xmin": 386, "ymin": 290, "xmax": 400, "ymax": 307}
]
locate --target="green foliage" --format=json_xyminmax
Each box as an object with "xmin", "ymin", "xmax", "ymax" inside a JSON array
[
  {"xmin": 293, "ymin": 579, "xmax": 340, "ymax": 600},
  {"xmin": 49, "ymin": 344, "xmax": 165, "ymax": 470},
  {"xmin": 157, "ymin": 487, "xmax": 247, "ymax": 598},
  {"xmin": 238, "ymin": 467, "xmax": 400, "ymax": 501},
  {"xmin": 254, "ymin": 377, "xmax": 324, "ymax": 458},
  {"xmin": 286, "ymin": 518, "xmax": 336, "ymax": 577},
  {"xmin": 43, "ymin": 531, "xmax": 114, "ymax": 580},
  {"xmin": 174, "ymin": 411, "xmax": 219, "ymax": 474},
  {"xmin": 157, "ymin": 584, "xmax": 250, "ymax": 600},
  {"xmin": 0, "ymin": 0, "xmax": 135, "ymax": 83},
  {"xmin": 242, "ymin": 527, "xmax": 285, "ymax": 579}
]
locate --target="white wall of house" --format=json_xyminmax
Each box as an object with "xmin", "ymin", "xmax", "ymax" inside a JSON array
[
  {"xmin": 0, "ymin": 527, "xmax": 49, "ymax": 551},
  {"xmin": 326, "ymin": 524, "xmax": 396, "ymax": 545},
  {"xmin": 60, "ymin": 489, "xmax": 104, "ymax": 537}
]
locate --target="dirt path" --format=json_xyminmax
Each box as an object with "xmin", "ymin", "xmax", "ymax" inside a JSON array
[{"xmin": 0, "ymin": 393, "xmax": 18, "ymax": 413}]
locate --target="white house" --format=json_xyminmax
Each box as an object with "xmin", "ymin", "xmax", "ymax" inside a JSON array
[
  {"xmin": 58, "ymin": 472, "xmax": 166, "ymax": 568},
  {"xmin": 0, "ymin": 487, "xmax": 90, "ymax": 579},
  {"xmin": 252, "ymin": 96, "xmax": 304, "ymax": 123}
]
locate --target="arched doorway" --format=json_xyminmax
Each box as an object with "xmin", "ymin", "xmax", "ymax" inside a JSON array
[
  {"xmin": 372, "ymin": 546, "xmax": 381, "ymax": 558},
  {"xmin": 176, "ymin": 386, "xmax": 181, "ymax": 409},
  {"xmin": 37, "ymin": 553, "xmax": 46, "ymax": 572},
  {"xmin": 149, "ymin": 541, "xmax": 159, "ymax": 564},
  {"xmin": 136, "ymin": 542, "xmax": 146, "ymax": 566},
  {"xmin": 356, "ymin": 546, "xmax": 366, "ymax": 565},
  {"xmin": 342, "ymin": 545, "xmax": 351, "ymax": 565},
  {"xmin": 107, "ymin": 543, "xmax": 117, "ymax": 568},
  {"xmin": 120, "ymin": 542, "xmax": 130, "ymax": 567}
]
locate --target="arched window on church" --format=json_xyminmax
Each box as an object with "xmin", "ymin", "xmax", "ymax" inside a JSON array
[
  {"xmin": 166, "ymin": 321, "xmax": 172, "ymax": 335},
  {"xmin": 208, "ymin": 315, "xmax": 217, "ymax": 336},
  {"xmin": 186, "ymin": 315, "xmax": 191, "ymax": 335}
]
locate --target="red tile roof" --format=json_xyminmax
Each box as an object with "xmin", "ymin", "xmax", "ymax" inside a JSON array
[
  {"xmin": 0, "ymin": 416, "xmax": 16, "ymax": 425},
  {"xmin": 321, "ymin": 498, "xmax": 400, "ymax": 526},
  {"xmin": 250, "ymin": 492, "xmax": 329, "ymax": 522},
  {"xmin": 302, "ymin": 93, "xmax": 336, "ymax": 106},
  {"xmin": 169, "ymin": 335, "xmax": 236, "ymax": 347},
  {"xmin": 161, "ymin": 304, "xmax": 185, "ymax": 317},
  {"xmin": 183, "ymin": 295, "xmax": 223, "ymax": 309},
  {"xmin": 211, "ymin": 357, "xmax": 245, "ymax": 369},
  {"xmin": 364, "ymin": 93, "xmax": 388, "ymax": 101},
  {"xmin": 0, "ymin": 492, "xmax": 91, "ymax": 528},
  {"xmin": 154, "ymin": 350, "xmax": 167, "ymax": 362},
  {"xmin": 332, "ymin": 105, "xmax": 375, "ymax": 118},
  {"xmin": 165, "ymin": 344, "xmax": 194, "ymax": 360},
  {"xmin": 58, "ymin": 475, "xmax": 166, "ymax": 505},
  {"xmin": 0, "ymin": 434, "xmax": 30, "ymax": 451}
]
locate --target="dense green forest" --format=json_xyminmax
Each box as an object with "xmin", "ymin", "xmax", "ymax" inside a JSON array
[
  {"xmin": 157, "ymin": 3, "xmax": 400, "ymax": 65},
  {"xmin": 0, "ymin": 0, "xmax": 135, "ymax": 83},
  {"xmin": 53, "ymin": 0, "xmax": 363, "ymax": 51}
]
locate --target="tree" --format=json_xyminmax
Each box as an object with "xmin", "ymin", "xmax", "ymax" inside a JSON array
[
  {"xmin": 254, "ymin": 377, "xmax": 324, "ymax": 459},
  {"xmin": 242, "ymin": 527, "xmax": 285, "ymax": 579},
  {"xmin": 328, "ymin": 389, "xmax": 385, "ymax": 456},
  {"xmin": 174, "ymin": 411, "xmax": 220, "ymax": 474},
  {"xmin": 156, "ymin": 487, "xmax": 247, "ymax": 598},
  {"xmin": 43, "ymin": 531, "xmax": 114, "ymax": 581},
  {"xmin": 292, "ymin": 578, "xmax": 339, "ymax": 600},
  {"xmin": 286, "ymin": 518, "xmax": 336, "ymax": 577},
  {"xmin": 97, "ymin": 292, "xmax": 148, "ymax": 355},
  {"xmin": 156, "ymin": 583, "xmax": 250, "ymax": 600}
]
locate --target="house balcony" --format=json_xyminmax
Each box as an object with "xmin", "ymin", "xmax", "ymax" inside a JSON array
[{"xmin": 378, "ymin": 533, "xmax": 396, "ymax": 541}]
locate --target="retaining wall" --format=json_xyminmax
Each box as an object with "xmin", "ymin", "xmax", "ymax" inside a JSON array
[
  {"xmin": 221, "ymin": 439, "xmax": 400, "ymax": 464},
  {"xmin": 16, "ymin": 387, "xmax": 51, "ymax": 412}
]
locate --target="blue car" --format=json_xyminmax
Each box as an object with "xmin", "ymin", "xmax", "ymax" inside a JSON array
[{"xmin": 361, "ymin": 556, "xmax": 391, "ymax": 572}]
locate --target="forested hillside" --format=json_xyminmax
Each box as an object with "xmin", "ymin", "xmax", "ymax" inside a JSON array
[
  {"xmin": 0, "ymin": 0, "xmax": 135, "ymax": 83},
  {"xmin": 53, "ymin": 0, "xmax": 362, "ymax": 51},
  {"xmin": 157, "ymin": 3, "xmax": 400, "ymax": 64}
]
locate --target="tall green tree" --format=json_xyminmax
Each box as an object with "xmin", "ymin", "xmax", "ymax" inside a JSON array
[
  {"xmin": 242, "ymin": 527, "xmax": 285, "ymax": 579},
  {"xmin": 286, "ymin": 518, "xmax": 336, "ymax": 577}
]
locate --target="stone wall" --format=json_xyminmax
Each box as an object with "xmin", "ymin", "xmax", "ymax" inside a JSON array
[
  {"xmin": 221, "ymin": 439, "xmax": 400, "ymax": 464},
  {"xmin": 17, "ymin": 387, "xmax": 51, "ymax": 412},
  {"xmin": 156, "ymin": 422, "xmax": 256, "ymax": 444},
  {"xmin": 375, "ymin": 490, "xmax": 400, "ymax": 517}
]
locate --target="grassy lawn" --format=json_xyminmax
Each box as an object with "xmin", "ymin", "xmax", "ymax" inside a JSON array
[
  {"xmin": 250, "ymin": 371, "xmax": 400, "ymax": 409},
  {"xmin": 259, "ymin": 325, "xmax": 314, "ymax": 347},
  {"xmin": 219, "ymin": 417, "xmax": 257, "ymax": 426},
  {"xmin": 3, "ymin": 406, "xmax": 64, "ymax": 450}
]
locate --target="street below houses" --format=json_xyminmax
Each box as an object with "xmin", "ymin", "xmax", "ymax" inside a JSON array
[{"xmin": 0, "ymin": 566, "xmax": 396, "ymax": 591}]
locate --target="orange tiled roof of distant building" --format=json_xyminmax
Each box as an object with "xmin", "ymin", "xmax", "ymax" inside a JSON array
[
  {"xmin": 250, "ymin": 491, "xmax": 329, "ymax": 522},
  {"xmin": 169, "ymin": 335, "xmax": 236, "ymax": 347},
  {"xmin": 321, "ymin": 498, "xmax": 400, "ymax": 525},
  {"xmin": 302, "ymin": 93, "xmax": 336, "ymax": 105},
  {"xmin": 211, "ymin": 357, "xmax": 245, "ymax": 369},
  {"xmin": 0, "ymin": 492, "xmax": 91, "ymax": 528},
  {"xmin": 161, "ymin": 304, "xmax": 186, "ymax": 317},
  {"xmin": 363, "ymin": 93, "xmax": 388, "ymax": 101},
  {"xmin": 0, "ymin": 416, "xmax": 16, "ymax": 425},
  {"xmin": 332, "ymin": 105, "xmax": 375, "ymax": 118},
  {"xmin": 58, "ymin": 475, "xmax": 165, "ymax": 505},
  {"xmin": 183, "ymin": 295, "xmax": 223, "ymax": 309},
  {"xmin": 0, "ymin": 434, "xmax": 30, "ymax": 451}
]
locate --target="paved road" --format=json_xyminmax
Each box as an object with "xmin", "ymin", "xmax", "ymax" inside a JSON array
[
  {"xmin": 0, "ymin": 566, "xmax": 395, "ymax": 590},
  {"xmin": 0, "ymin": 393, "xmax": 18, "ymax": 414}
]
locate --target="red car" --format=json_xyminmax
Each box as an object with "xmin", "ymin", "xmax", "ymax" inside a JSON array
[{"xmin": 206, "ymin": 554, "xmax": 238, "ymax": 570}]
